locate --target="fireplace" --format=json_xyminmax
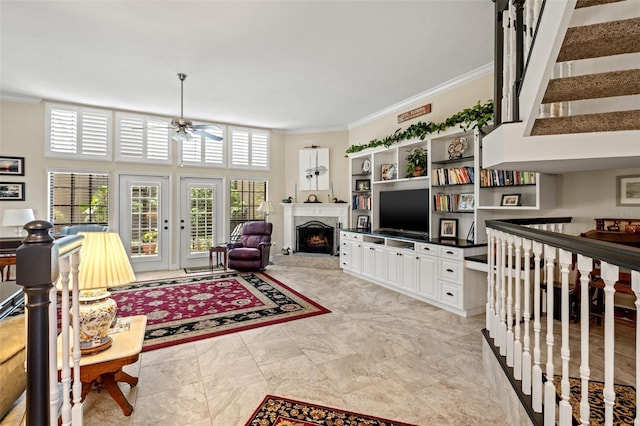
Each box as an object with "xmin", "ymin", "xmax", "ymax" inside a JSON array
[{"xmin": 296, "ymin": 221, "xmax": 334, "ymax": 254}]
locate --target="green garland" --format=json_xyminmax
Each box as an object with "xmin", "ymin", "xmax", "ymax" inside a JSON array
[{"xmin": 345, "ymin": 99, "xmax": 493, "ymax": 155}]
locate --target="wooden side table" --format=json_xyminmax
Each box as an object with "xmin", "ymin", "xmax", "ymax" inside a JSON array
[
  {"xmin": 209, "ymin": 245, "xmax": 227, "ymax": 271},
  {"xmin": 57, "ymin": 315, "xmax": 147, "ymax": 416}
]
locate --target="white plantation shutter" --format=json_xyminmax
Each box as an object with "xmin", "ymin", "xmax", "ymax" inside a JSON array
[
  {"xmin": 180, "ymin": 125, "xmax": 225, "ymax": 167},
  {"xmin": 46, "ymin": 104, "xmax": 111, "ymax": 159},
  {"xmin": 230, "ymin": 127, "xmax": 269, "ymax": 169},
  {"xmin": 115, "ymin": 113, "xmax": 170, "ymax": 163}
]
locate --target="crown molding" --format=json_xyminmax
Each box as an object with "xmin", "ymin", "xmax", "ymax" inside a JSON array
[
  {"xmin": 0, "ymin": 92, "xmax": 42, "ymax": 104},
  {"xmin": 283, "ymin": 126, "xmax": 348, "ymax": 135},
  {"xmin": 348, "ymin": 63, "xmax": 494, "ymax": 130}
]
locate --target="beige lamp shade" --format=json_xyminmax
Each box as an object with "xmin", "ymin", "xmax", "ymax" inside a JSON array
[
  {"xmin": 1, "ymin": 208, "xmax": 35, "ymax": 235},
  {"xmin": 78, "ymin": 232, "xmax": 136, "ymax": 290},
  {"xmin": 257, "ymin": 201, "xmax": 275, "ymax": 214}
]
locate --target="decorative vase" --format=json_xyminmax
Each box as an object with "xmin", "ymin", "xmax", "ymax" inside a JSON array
[
  {"xmin": 75, "ymin": 288, "xmax": 117, "ymax": 354},
  {"xmin": 412, "ymin": 166, "xmax": 423, "ymax": 177}
]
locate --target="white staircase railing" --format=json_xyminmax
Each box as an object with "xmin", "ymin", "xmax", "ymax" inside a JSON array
[{"xmin": 485, "ymin": 220, "xmax": 640, "ymax": 425}]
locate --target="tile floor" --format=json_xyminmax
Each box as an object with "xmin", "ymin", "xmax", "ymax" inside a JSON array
[{"xmin": 2, "ymin": 265, "xmax": 511, "ymax": 425}]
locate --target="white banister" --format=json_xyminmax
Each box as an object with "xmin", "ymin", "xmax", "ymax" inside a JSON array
[
  {"xmin": 506, "ymin": 235, "xmax": 515, "ymax": 366},
  {"xmin": 70, "ymin": 251, "xmax": 83, "ymax": 425},
  {"xmin": 558, "ymin": 249, "xmax": 572, "ymax": 424},
  {"xmin": 513, "ymin": 236, "xmax": 523, "ymax": 379},
  {"xmin": 532, "ymin": 240, "xmax": 544, "ymax": 412},
  {"xmin": 543, "ymin": 244, "xmax": 557, "ymax": 425},
  {"xmin": 59, "ymin": 257, "xmax": 72, "ymax": 425},
  {"xmin": 601, "ymin": 261, "xmax": 619, "ymax": 425},
  {"xmin": 499, "ymin": 232, "xmax": 508, "ymax": 353},
  {"xmin": 487, "ymin": 229, "xmax": 495, "ymax": 335},
  {"xmin": 522, "ymin": 238, "xmax": 532, "ymax": 394},
  {"xmin": 577, "ymin": 254, "xmax": 592, "ymax": 425},
  {"xmin": 49, "ymin": 276, "xmax": 59, "ymax": 425}
]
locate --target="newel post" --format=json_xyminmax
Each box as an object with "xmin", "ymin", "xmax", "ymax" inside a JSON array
[{"xmin": 16, "ymin": 220, "xmax": 58, "ymax": 426}]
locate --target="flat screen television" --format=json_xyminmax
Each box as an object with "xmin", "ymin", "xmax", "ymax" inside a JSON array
[{"xmin": 378, "ymin": 188, "xmax": 430, "ymax": 238}]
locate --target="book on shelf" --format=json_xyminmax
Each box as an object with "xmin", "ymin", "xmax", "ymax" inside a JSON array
[
  {"xmin": 433, "ymin": 193, "xmax": 474, "ymax": 212},
  {"xmin": 432, "ymin": 166, "xmax": 474, "ymax": 185},
  {"xmin": 352, "ymin": 193, "xmax": 372, "ymax": 210},
  {"xmin": 480, "ymin": 169, "xmax": 536, "ymax": 187}
]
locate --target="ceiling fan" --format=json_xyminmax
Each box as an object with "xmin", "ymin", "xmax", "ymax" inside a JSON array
[{"xmin": 169, "ymin": 73, "xmax": 222, "ymax": 142}]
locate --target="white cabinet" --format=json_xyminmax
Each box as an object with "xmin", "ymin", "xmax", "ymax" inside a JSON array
[{"xmin": 340, "ymin": 230, "xmax": 487, "ymax": 317}]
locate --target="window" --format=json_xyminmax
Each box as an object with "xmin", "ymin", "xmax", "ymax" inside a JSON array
[
  {"xmin": 115, "ymin": 112, "xmax": 171, "ymax": 163},
  {"xmin": 229, "ymin": 179, "xmax": 267, "ymax": 237},
  {"xmin": 229, "ymin": 127, "xmax": 269, "ymax": 169},
  {"xmin": 180, "ymin": 124, "xmax": 226, "ymax": 167},
  {"xmin": 48, "ymin": 171, "xmax": 109, "ymax": 234},
  {"xmin": 45, "ymin": 103, "xmax": 112, "ymax": 160}
]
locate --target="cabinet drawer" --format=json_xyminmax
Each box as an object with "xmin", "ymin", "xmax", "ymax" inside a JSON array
[
  {"xmin": 340, "ymin": 247, "xmax": 350, "ymax": 258},
  {"xmin": 439, "ymin": 246, "xmax": 463, "ymax": 260},
  {"xmin": 341, "ymin": 232, "xmax": 362, "ymax": 242},
  {"xmin": 440, "ymin": 282, "xmax": 462, "ymax": 308},
  {"xmin": 439, "ymin": 259, "xmax": 462, "ymax": 283},
  {"xmin": 415, "ymin": 242, "xmax": 438, "ymax": 255}
]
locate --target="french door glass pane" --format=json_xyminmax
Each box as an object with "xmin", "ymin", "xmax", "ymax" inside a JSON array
[
  {"xmin": 190, "ymin": 186, "xmax": 214, "ymax": 253},
  {"xmin": 130, "ymin": 185, "xmax": 159, "ymax": 257}
]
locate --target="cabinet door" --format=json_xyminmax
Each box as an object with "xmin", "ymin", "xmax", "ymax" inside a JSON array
[
  {"xmin": 372, "ymin": 245, "xmax": 387, "ymax": 282},
  {"xmin": 361, "ymin": 243, "xmax": 376, "ymax": 278},
  {"xmin": 386, "ymin": 248, "xmax": 403, "ymax": 288},
  {"xmin": 400, "ymin": 250, "xmax": 417, "ymax": 292},
  {"xmin": 416, "ymin": 253, "xmax": 437, "ymax": 299},
  {"xmin": 349, "ymin": 240, "xmax": 362, "ymax": 274}
]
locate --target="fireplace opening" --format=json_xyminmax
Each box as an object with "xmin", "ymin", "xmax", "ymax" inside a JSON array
[{"xmin": 296, "ymin": 220, "xmax": 335, "ymax": 255}]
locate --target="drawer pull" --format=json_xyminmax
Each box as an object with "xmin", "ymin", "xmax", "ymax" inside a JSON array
[
  {"xmin": 446, "ymin": 250, "xmax": 454, "ymax": 255},
  {"xmin": 446, "ymin": 292, "xmax": 454, "ymax": 297},
  {"xmin": 423, "ymin": 247, "xmax": 431, "ymax": 251},
  {"xmin": 446, "ymin": 268, "xmax": 454, "ymax": 273},
  {"xmin": 397, "ymin": 253, "xmax": 402, "ymax": 256},
  {"xmin": 370, "ymin": 247, "xmax": 375, "ymax": 250}
]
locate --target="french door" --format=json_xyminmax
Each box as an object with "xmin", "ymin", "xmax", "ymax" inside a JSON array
[
  {"xmin": 178, "ymin": 177, "xmax": 224, "ymax": 269},
  {"xmin": 118, "ymin": 174, "xmax": 171, "ymax": 272}
]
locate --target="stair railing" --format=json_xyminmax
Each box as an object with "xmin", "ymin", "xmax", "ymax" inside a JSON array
[
  {"xmin": 485, "ymin": 219, "xmax": 640, "ymax": 425},
  {"xmin": 16, "ymin": 221, "xmax": 85, "ymax": 426}
]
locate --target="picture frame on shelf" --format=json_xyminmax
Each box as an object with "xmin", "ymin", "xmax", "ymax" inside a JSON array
[
  {"xmin": 0, "ymin": 182, "xmax": 25, "ymax": 201},
  {"xmin": 357, "ymin": 215, "xmax": 369, "ymax": 230},
  {"xmin": 439, "ymin": 218, "xmax": 458, "ymax": 240},
  {"xmin": 381, "ymin": 163, "xmax": 397, "ymax": 181},
  {"xmin": 616, "ymin": 175, "xmax": 640, "ymax": 206},
  {"xmin": 355, "ymin": 179, "xmax": 370, "ymax": 191},
  {"xmin": 466, "ymin": 221, "xmax": 475, "ymax": 242},
  {"xmin": 500, "ymin": 193, "xmax": 521, "ymax": 207},
  {"xmin": 457, "ymin": 193, "xmax": 475, "ymax": 211},
  {"xmin": 0, "ymin": 156, "xmax": 25, "ymax": 176}
]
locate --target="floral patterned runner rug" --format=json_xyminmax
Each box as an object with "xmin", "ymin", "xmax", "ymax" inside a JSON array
[
  {"xmin": 245, "ymin": 395, "xmax": 418, "ymax": 426},
  {"xmin": 109, "ymin": 272, "xmax": 330, "ymax": 352}
]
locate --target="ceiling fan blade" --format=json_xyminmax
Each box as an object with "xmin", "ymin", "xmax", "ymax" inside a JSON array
[
  {"xmin": 192, "ymin": 128, "xmax": 223, "ymax": 141},
  {"xmin": 192, "ymin": 123, "xmax": 221, "ymax": 131}
]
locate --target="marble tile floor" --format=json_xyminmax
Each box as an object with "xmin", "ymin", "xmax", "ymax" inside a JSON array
[{"xmin": 4, "ymin": 264, "xmax": 585, "ymax": 426}]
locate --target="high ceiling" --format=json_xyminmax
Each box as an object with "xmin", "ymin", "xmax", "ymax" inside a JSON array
[{"xmin": 0, "ymin": 1, "xmax": 494, "ymax": 132}]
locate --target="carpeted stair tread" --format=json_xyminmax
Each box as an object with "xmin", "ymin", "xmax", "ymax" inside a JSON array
[
  {"xmin": 557, "ymin": 18, "xmax": 640, "ymax": 62},
  {"xmin": 543, "ymin": 69, "xmax": 640, "ymax": 103},
  {"xmin": 531, "ymin": 109, "xmax": 640, "ymax": 135},
  {"xmin": 576, "ymin": 0, "xmax": 626, "ymax": 8}
]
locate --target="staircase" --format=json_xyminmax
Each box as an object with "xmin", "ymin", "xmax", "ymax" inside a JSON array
[{"xmin": 483, "ymin": 0, "xmax": 640, "ymax": 174}]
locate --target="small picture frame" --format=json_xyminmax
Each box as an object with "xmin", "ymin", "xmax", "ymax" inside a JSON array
[
  {"xmin": 357, "ymin": 215, "xmax": 369, "ymax": 230},
  {"xmin": 439, "ymin": 218, "xmax": 458, "ymax": 240},
  {"xmin": 500, "ymin": 193, "xmax": 521, "ymax": 207},
  {"xmin": 466, "ymin": 221, "xmax": 475, "ymax": 242},
  {"xmin": 616, "ymin": 175, "xmax": 640, "ymax": 206},
  {"xmin": 0, "ymin": 156, "xmax": 25, "ymax": 176},
  {"xmin": 381, "ymin": 163, "xmax": 397, "ymax": 181},
  {"xmin": 0, "ymin": 182, "xmax": 25, "ymax": 201},
  {"xmin": 355, "ymin": 179, "xmax": 370, "ymax": 191},
  {"xmin": 457, "ymin": 193, "xmax": 475, "ymax": 211}
]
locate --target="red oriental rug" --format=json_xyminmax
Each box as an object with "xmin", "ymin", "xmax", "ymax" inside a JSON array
[
  {"xmin": 109, "ymin": 272, "xmax": 330, "ymax": 352},
  {"xmin": 245, "ymin": 395, "xmax": 418, "ymax": 426}
]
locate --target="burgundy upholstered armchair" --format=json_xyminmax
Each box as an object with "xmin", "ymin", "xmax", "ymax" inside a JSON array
[{"xmin": 227, "ymin": 221, "xmax": 273, "ymax": 271}]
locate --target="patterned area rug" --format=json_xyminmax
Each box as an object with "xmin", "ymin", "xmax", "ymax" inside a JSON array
[
  {"xmin": 245, "ymin": 395, "xmax": 418, "ymax": 426},
  {"xmin": 552, "ymin": 376, "xmax": 636, "ymax": 425},
  {"xmin": 109, "ymin": 272, "xmax": 330, "ymax": 352}
]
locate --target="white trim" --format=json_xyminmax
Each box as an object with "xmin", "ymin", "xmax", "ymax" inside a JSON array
[
  {"xmin": 0, "ymin": 92, "xmax": 42, "ymax": 104},
  {"xmin": 283, "ymin": 126, "xmax": 348, "ymax": 135},
  {"xmin": 348, "ymin": 63, "xmax": 494, "ymax": 130}
]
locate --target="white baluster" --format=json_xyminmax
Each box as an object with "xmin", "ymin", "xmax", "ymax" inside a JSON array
[
  {"xmin": 524, "ymin": 0, "xmax": 533, "ymax": 59},
  {"xmin": 503, "ymin": 7, "xmax": 511, "ymax": 122},
  {"xmin": 544, "ymin": 244, "xmax": 556, "ymax": 425},
  {"xmin": 601, "ymin": 261, "xmax": 619, "ymax": 425},
  {"xmin": 59, "ymin": 257, "xmax": 72, "ymax": 426},
  {"xmin": 532, "ymin": 241, "xmax": 544, "ymax": 412},
  {"xmin": 522, "ymin": 238, "xmax": 532, "ymax": 394},
  {"xmin": 558, "ymin": 63, "xmax": 566, "ymax": 117},
  {"xmin": 509, "ymin": 3, "xmax": 516, "ymax": 123},
  {"xmin": 506, "ymin": 235, "xmax": 515, "ymax": 366},
  {"xmin": 500, "ymin": 232, "xmax": 508, "ymax": 353},
  {"xmin": 513, "ymin": 236, "xmax": 523, "ymax": 379},
  {"xmin": 567, "ymin": 62, "xmax": 573, "ymax": 116},
  {"xmin": 577, "ymin": 254, "xmax": 592, "ymax": 425},
  {"xmin": 558, "ymin": 249, "xmax": 572, "ymax": 425},
  {"xmin": 632, "ymin": 270, "xmax": 639, "ymax": 426},
  {"xmin": 49, "ymin": 268, "xmax": 60, "ymax": 425},
  {"xmin": 70, "ymin": 250, "xmax": 84, "ymax": 425},
  {"xmin": 487, "ymin": 229, "xmax": 495, "ymax": 335}
]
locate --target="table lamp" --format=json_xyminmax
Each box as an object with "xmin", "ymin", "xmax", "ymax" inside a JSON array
[
  {"xmin": 257, "ymin": 201, "xmax": 275, "ymax": 223},
  {"xmin": 75, "ymin": 232, "xmax": 136, "ymax": 354},
  {"xmin": 1, "ymin": 208, "xmax": 35, "ymax": 236}
]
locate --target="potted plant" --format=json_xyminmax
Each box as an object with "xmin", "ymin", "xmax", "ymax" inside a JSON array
[
  {"xmin": 405, "ymin": 147, "xmax": 427, "ymax": 177},
  {"xmin": 141, "ymin": 230, "xmax": 158, "ymax": 254}
]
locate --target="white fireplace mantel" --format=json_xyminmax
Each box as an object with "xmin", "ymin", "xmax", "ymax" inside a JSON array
[{"xmin": 281, "ymin": 203, "xmax": 349, "ymax": 251}]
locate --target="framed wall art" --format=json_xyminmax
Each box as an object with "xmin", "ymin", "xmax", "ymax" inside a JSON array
[
  {"xmin": 0, "ymin": 156, "xmax": 25, "ymax": 176},
  {"xmin": 355, "ymin": 179, "xmax": 370, "ymax": 191},
  {"xmin": 300, "ymin": 148, "xmax": 329, "ymax": 191},
  {"xmin": 439, "ymin": 218, "xmax": 458, "ymax": 240},
  {"xmin": 381, "ymin": 163, "xmax": 397, "ymax": 181},
  {"xmin": 0, "ymin": 182, "xmax": 25, "ymax": 201},
  {"xmin": 616, "ymin": 175, "xmax": 640, "ymax": 206},
  {"xmin": 500, "ymin": 193, "xmax": 521, "ymax": 207},
  {"xmin": 357, "ymin": 215, "xmax": 369, "ymax": 230}
]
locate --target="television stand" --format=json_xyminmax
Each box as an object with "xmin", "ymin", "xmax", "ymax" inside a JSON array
[{"xmin": 375, "ymin": 229, "xmax": 429, "ymax": 241}]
